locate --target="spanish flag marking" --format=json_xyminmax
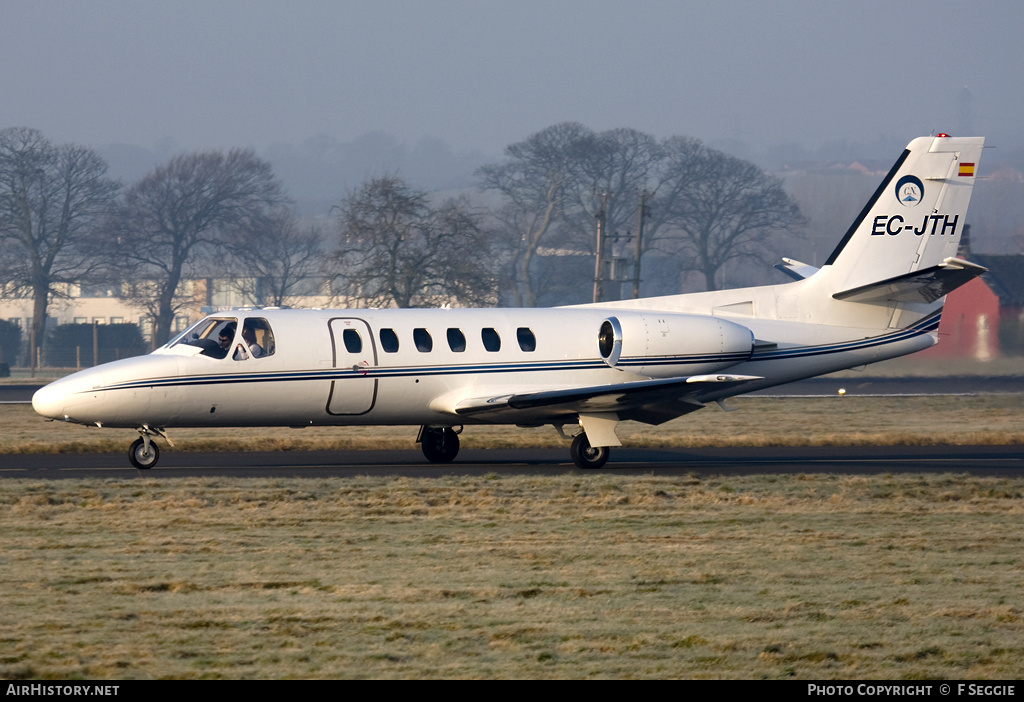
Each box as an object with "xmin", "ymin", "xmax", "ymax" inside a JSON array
[{"xmin": 959, "ymin": 162, "xmax": 975, "ymax": 177}]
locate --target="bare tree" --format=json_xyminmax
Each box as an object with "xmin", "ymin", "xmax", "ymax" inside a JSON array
[
  {"xmin": 225, "ymin": 209, "xmax": 326, "ymax": 307},
  {"xmin": 0, "ymin": 127, "xmax": 119, "ymax": 359},
  {"xmin": 479, "ymin": 125, "xmax": 701, "ymax": 305},
  {"xmin": 107, "ymin": 149, "xmax": 289, "ymax": 346},
  {"xmin": 476, "ymin": 122, "xmax": 594, "ymax": 306},
  {"xmin": 565, "ymin": 128, "xmax": 664, "ymax": 245},
  {"xmin": 660, "ymin": 143, "xmax": 806, "ymax": 290},
  {"xmin": 333, "ymin": 175, "xmax": 494, "ymax": 308}
]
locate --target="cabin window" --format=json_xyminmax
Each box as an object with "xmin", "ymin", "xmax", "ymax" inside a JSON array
[
  {"xmin": 342, "ymin": 328, "xmax": 362, "ymax": 353},
  {"xmin": 413, "ymin": 328, "xmax": 433, "ymax": 352},
  {"xmin": 379, "ymin": 328, "xmax": 399, "ymax": 353},
  {"xmin": 481, "ymin": 328, "xmax": 501, "ymax": 352},
  {"xmin": 516, "ymin": 327, "xmax": 536, "ymax": 352},
  {"xmin": 447, "ymin": 328, "xmax": 466, "ymax": 352}
]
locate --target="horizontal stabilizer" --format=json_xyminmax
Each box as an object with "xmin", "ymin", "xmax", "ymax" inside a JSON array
[
  {"xmin": 832, "ymin": 257, "xmax": 987, "ymax": 304},
  {"xmin": 775, "ymin": 257, "xmax": 820, "ymax": 281}
]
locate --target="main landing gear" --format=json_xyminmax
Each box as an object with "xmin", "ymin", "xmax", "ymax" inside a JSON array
[
  {"xmin": 416, "ymin": 423, "xmax": 612, "ymax": 469},
  {"xmin": 569, "ymin": 432, "xmax": 610, "ymax": 470},
  {"xmin": 128, "ymin": 426, "xmax": 171, "ymax": 469},
  {"xmin": 552, "ymin": 423, "xmax": 612, "ymax": 469},
  {"xmin": 418, "ymin": 425, "xmax": 461, "ymax": 463}
]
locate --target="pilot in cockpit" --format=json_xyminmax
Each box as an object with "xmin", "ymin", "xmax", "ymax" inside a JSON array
[
  {"xmin": 241, "ymin": 320, "xmax": 264, "ymax": 358},
  {"xmin": 217, "ymin": 324, "xmax": 236, "ymax": 359}
]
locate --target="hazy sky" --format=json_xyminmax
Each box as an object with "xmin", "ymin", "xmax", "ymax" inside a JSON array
[{"xmin": 2, "ymin": 0, "xmax": 1022, "ymax": 157}]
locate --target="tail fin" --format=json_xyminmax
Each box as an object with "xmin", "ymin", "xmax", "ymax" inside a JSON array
[{"xmin": 821, "ymin": 134, "xmax": 985, "ymax": 298}]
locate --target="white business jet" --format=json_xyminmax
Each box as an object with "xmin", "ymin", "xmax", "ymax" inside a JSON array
[{"xmin": 33, "ymin": 134, "xmax": 986, "ymax": 469}]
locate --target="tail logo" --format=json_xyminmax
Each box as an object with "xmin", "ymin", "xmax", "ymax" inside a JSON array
[{"xmin": 895, "ymin": 175, "xmax": 924, "ymax": 207}]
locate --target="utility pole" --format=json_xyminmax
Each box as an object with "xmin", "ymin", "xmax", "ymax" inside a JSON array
[
  {"xmin": 592, "ymin": 192, "xmax": 608, "ymax": 303},
  {"xmin": 632, "ymin": 191, "xmax": 649, "ymax": 299}
]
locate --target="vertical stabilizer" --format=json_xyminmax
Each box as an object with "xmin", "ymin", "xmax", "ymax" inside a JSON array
[{"xmin": 822, "ymin": 135, "xmax": 984, "ymax": 295}]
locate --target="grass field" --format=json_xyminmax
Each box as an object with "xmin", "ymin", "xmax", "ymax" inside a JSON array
[
  {"xmin": 1, "ymin": 472, "xmax": 1022, "ymax": 679},
  {"xmin": 2, "ymin": 382, "xmax": 1023, "ymax": 679}
]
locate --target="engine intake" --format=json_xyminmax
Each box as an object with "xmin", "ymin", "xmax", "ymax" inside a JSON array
[{"xmin": 598, "ymin": 318, "xmax": 623, "ymax": 366}]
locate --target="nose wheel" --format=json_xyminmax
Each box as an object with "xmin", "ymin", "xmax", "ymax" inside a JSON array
[
  {"xmin": 127, "ymin": 426, "xmax": 170, "ymax": 469},
  {"xmin": 129, "ymin": 436, "xmax": 160, "ymax": 469}
]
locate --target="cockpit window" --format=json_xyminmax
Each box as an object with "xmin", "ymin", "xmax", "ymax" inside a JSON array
[
  {"xmin": 169, "ymin": 316, "xmax": 275, "ymax": 360},
  {"xmin": 238, "ymin": 318, "xmax": 275, "ymax": 359},
  {"xmin": 170, "ymin": 317, "xmax": 238, "ymax": 358}
]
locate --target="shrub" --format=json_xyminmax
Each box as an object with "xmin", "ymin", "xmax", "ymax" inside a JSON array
[
  {"xmin": 0, "ymin": 319, "xmax": 22, "ymax": 367},
  {"xmin": 44, "ymin": 323, "xmax": 147, "ymax": 367}
]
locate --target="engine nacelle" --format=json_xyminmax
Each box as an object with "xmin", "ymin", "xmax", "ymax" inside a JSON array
[{"xmin": 598, "ymin": 313, "xmax": 754, "ymax": 377}]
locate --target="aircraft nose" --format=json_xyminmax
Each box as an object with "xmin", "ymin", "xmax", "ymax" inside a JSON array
[
  {"xmin": 32, "ymin": 382, "xmax": 66, "ymax": 420},
  {"xmin": 31, "ymin": 370, "xmax": 100, "ymax": 421}
]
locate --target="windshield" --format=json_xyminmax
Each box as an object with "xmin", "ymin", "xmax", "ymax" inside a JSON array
[
  {"xmin": 166, "ymin": 316, "xmax": 276, "ymax": 360},
  {"xmin": 169, "ymin": 317, "xmax": 238, "ymax": 359}
]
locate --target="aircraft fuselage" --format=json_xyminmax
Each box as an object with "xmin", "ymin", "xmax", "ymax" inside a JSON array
[{"xmin": 32, "ymin": 304, "xmax": 932, "ymax": 430}]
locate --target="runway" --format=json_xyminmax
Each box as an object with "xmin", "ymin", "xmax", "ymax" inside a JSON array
[
  {"xmin": 5, "ymin": 377, "xmax": 1023, "ymax": 479},
  {"xmin": 2, "ymin": 444, "xmax": 1021, "ymax": 479}
]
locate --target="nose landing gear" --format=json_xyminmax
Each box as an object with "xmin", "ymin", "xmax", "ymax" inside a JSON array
[
  {"xmin": 129, "ymin": 436, "xmax": 159, "ymax": 469},
  {"xmin": 128, "ymin": 426, "xmax": 171, "ymax": 469}
]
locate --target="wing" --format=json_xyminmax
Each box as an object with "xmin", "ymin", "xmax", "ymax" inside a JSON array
[{"xmin": 437, "ymin": 373, "xmax": 762, "ymax": 426}]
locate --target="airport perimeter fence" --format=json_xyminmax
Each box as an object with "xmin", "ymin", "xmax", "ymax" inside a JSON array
[{"xmin": 0, "ymin": 322, "xmax": 147, "ymax": 376}]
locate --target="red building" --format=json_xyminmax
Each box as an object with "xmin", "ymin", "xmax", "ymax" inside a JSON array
[
  {"xmin": 922, "ymin": 276, "xmax": 1000, "ymax": 359},
  {"xmin": 921, "ymin": 253, "xmax": 1024, "ymax": 359}
]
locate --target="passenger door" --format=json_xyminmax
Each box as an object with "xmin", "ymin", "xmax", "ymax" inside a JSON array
[{"xmin": 327, "ymin": 318, "xmax": 377, "ymax": 415}]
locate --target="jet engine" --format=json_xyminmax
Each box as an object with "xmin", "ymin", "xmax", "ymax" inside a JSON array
[{"xmin": 598, "ymin": 313, "xmax": 754, "ymax": 377}]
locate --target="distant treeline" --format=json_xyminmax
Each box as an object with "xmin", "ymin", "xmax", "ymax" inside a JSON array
[{"xmin": 3, "ymin": 123, "xmax": 1023, "ymax": 365}]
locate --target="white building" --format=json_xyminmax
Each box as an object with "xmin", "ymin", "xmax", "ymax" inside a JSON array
[{"xmin": 0, "ymin": 277, "xmax": 346, "ymax": 363}]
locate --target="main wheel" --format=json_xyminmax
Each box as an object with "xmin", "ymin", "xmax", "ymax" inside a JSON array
[
  {"xmin": 570, "ymin": 433, "xmax": 609, "ymax": 469},
  {"xmin": 129, "ymin": 437, "xmax": 160, "ymax": 469},
  {"xmin": 421, "ymin": 427, "xmax": 460, "ymax": 463}
]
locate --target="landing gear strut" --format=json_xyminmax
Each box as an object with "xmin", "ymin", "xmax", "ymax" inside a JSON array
[
  {"xmin": 570, "ymin": 433, "xmax": 610, "ymax": 470},
  {"xmin": 418, "ymin": 425, "xmax": 461, "ymax": 463}
]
